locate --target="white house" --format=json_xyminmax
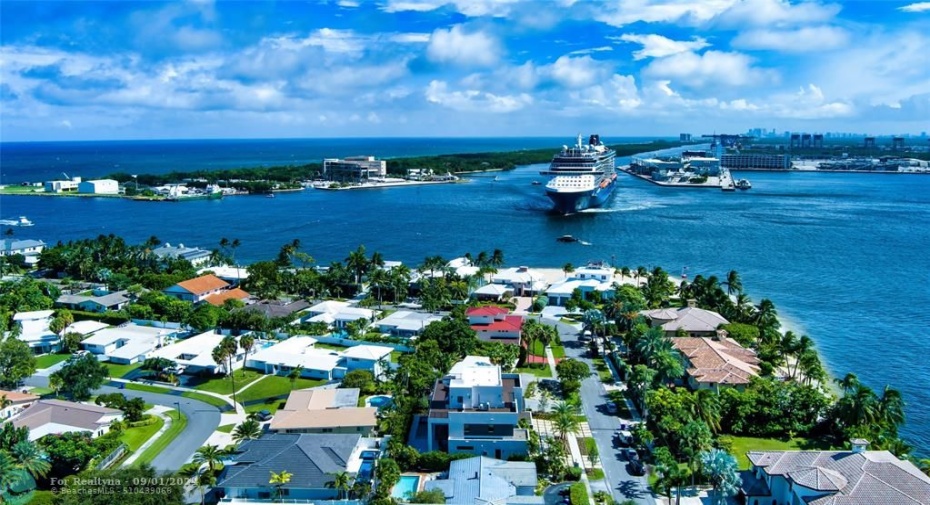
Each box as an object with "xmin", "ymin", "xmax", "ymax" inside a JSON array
[
  {"xmin": 304, "ymin": 301, "xmax": 374, "ymax": 330},
  {"xmin": 491, "ymin": 266, "xmax": 548, "ymax": 296},
  {"xmin": 427, "ymin": 356, "xmax": 529, "ymax": 459},
  {"xmin": 148, "ymin": 330, "xmax": 242, "ymax": 374},
  {"xmin": 245, "ymin": 337, "xmax": 393, "ymax": 381},
  {"xmin": 56, "ymin": 290, "xmax": 130, "ymax": 313},
  {"xmin": 425, "ymin": 457, "xmax": 543, "ymax": 505},
  {"xmin": 12, "ymin": 310, "xmax": 60, "ymax": 354},
  {"xmin": 77, "ymin": 179, "xmax": 119, "ymax": 195},
  {"xmin": 0, "ymin": 239, "xmax": 46, "ymax": 258},
  {"xmin": 375, "ymin": 310, "xmax": 442, "ymax": 338},
  {"xmin": 0, "ymin": 390, "xmax": 39, "ymax": 421},
  {"xmin": 340, "ymin": 344, "xmax": 392, "ymax": 378},
  {"xmin": 153, "ymin": 243, "xmax": 213, "ymax": 267},
  {"xmin": 81, "ymin": 323, "xmax": 172, "ymax": 364},
  {"xmin": 12, "ymin": 399, "xmax": 123, "ymax": 441}
]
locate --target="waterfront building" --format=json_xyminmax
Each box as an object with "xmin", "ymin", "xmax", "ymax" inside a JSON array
[
  {"xmin": 466, "ymin": 306, "xmax": 523, "ymax": 345},
  {"xmin": 546, "ymin": 264, "xmax": 618, "ymax": 306},
  {"xmin": 425, "ymin": 456, "xmax": 543, "ymax": 505},
  {"xmin": 163, "ymin": 273, "xmax": 230, "ymax": 303},
  {"xmin": 303, "ymin": 300, "xmax": 374, "ymax": 331},
  {"xmin": 269, "ymin": 388, "xmax": 377, "ymax": 435},
  {"xmin": 12, "ymin": 399, "xmax": 123, "ymax": 441},
  {"xmin": 11, "ymin": 310, "xmax": 59, "ymax": 353},
  {"xmin": 216, "ymin": 433, "xmax": 376, "ymax": 502},
  {"xmin": 670, "ymin": 336, "xmax": 760, "ymax": 390},
  {"xmin": 323, "ymin": 156, "xmax": 387, "ymax": 183},
  {"xmin": 152, "ymin": 242, "xmax": 213, "ymax": 266},
  {"xmin": 375, "ymin": 310, "xmax": 443, "ymax": 338},
  {"xmin": 77, "ymin": 179, "xmax": 119, "ymax": 195},
  {"xmin": 44, "ymin": 176, "xmax": 81, "ymax": 193},
  {"xmin": 721, "ymin": 154, "xmax": 790, "ymax": 170},
  {"xmin": 740, "ymin": 441, "xmax": 930, "ymax": 505},
  {"xmin": 197, "ymin": 265, "xmax": 249, "ymax": 284},
  {"xmin": 472, "ymin": 283, "xmax": 512, "ymax": 302},
  {"xmin": 0, "ymin": 238, "xmax": 45, "ymax": 266},
  {"xmin": 490, "ymin": 266, "xmax": 547, "ymax": 296},
  {"xmin": 642, "ymin": 300, "xmax": 729, "ymax": 337},
  {"xmin": 427, "ymin": 356, "xmax": 529, "ymax": 459}
]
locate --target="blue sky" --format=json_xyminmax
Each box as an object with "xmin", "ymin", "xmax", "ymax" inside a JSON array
[{"xmin": 1, "ymin": 0, "xmax": 928, "ymax": 140}]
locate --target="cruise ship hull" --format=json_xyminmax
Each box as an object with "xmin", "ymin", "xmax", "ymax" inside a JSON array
[{"xmin": 546, "ymin": 177, "xmax": 617, "ymax": 214}]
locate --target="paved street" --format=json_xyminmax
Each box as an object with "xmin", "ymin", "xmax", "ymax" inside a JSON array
[
  {"xmin": 544, "ymin": 318, "xmax": 653, "ymax": 505},
  {"xmin": 24, "ymin": 373, "xmax": 221, "ymax": 471}
]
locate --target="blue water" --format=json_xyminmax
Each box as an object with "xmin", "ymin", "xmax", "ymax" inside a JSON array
[
  {"xmin": 391, "ymin": 475, "xmax": 420, "ymax": 499},
  {"xmin": 368, "ymin": 395, "xmax": 393, "ymax": 408},
  {"xmin": 1, "ymin": 139, "xmax": 929, "ymax": 455}
]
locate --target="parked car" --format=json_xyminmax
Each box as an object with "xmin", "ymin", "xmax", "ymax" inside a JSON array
[
  {"xmin": 255, "ymin": 409, "xmax": 273, "ymax": 421},
  {"xmin": 615, "ymin": 430, "xmax": 632, "ymax": 446},
  {"xmin": 627, "ymin": 459, "xmax": 646, "ymax": 476},
  {"xmin": 605, "ymin": 402, "xmax": 618, "ymax": 415},
  {"xmin": 624, "ymin": 448, "xmax": 640, "ymax": 463}
]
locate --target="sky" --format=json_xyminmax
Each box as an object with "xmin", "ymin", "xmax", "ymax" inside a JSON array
[{"xmin": 1, "ymin": 0, "xmax": 929, "ymax": 141}]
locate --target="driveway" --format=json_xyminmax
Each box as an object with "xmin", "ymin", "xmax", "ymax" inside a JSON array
[
  {"xmin": 543, "ymin": 483, "xmax": 572, "ymax": 505},
  {"xmin": 24, "ymin": 374, "xmax": 221, "ymax": 472},
  {"xmin": 543, "ymin": 318, "xmax": 653, "ymax": 505}
]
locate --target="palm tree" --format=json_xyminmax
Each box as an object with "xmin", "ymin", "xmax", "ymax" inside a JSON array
[
  {"xmin": 330, "ymin": 471, "xmax": 352, "ymax": 501},
  {"xmin": 239, "ymin": 334, "xmax": 255, "ymax": 376},
  {"xmin": 877, "ymin": 385, "xmax": 905, "ymax": 432},
  {"xmin": 232, "ymin": 419, "xmax": 262, "ymax": 443},
  {"xmin": 193, "ymin": 444, "xmax": 225, "ymax": 474},
  {"xmin": 620, "ymin": 266, "xmax": 631, "ymax": 283},
  {"xmin": 346, "ymin": 245, "xmax": 368, "ymax": 290},
  {"xmin": 700, "ymin": 449, "xmax": 740, "ymax": 505},
  {"xmin": 562, "ymin": 262, "xmax": 574, "ymax": 278},
  {"xmin": 652, "ymin": 349, "xmax": 684, "ymax": 386},
  {"xmin": 179, "ymin": 464, "xmax": 214, "ymax": 505},
  {"xmin": 635, "ymin": 266, "xmax": 648, "ymax": 285},
  {"xmin": 288, "ymin": 365, "xmax": 304, "ymax": 390},
  {"xmin": 269, "ymin": 470, "xmax": 292, "ymax": 503},
  {"xmin": 723, "ymin": 270, "xmax": 742, "ymax": 297},
  {"xmin": 0, "ymin": 451, "xmax": 23, "ymax": 498},
  {"xmin": 490, "ymin": 249, "xmax": 505, "ymax": 269},
  {"xmin": 687, "ymin": 389, "xmax": 722, "ymax": 433},
  {"xmin": 12, "ymin": 440, "xmax": 50, "ymax": 480},
  {"xmin": 552, "ymin": 401, "xmax": 580, "ymax": 440}
]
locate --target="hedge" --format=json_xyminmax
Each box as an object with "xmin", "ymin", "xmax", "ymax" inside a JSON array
[
  {"xmin": 569, "ymin": 482, "xmax": 589, "ymax": 505},
  {"xmin": 127, "ymin": 415, "xmax": 158, "ymax": 428}
]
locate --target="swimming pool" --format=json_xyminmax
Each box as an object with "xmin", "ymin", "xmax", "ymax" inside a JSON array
[
  {"xmin": 391, "ymin": 475, "xmax": 420, "ymax": 500},
  {"xmin": 367, "ymin": 395, "xmax": 393, "ymax": 409}
]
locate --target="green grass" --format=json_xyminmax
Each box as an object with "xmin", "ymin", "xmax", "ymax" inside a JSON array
[
  {"xmin": 313, "ymin": 342, "xmax": 350, "ymax": 351},
  {"xmin": 29, "ymin": 387, "xmax": 54, "ymax": 397},
  {"xmin": 217, "ymin": 424, "xmax": 236, "ymax": 434},
  {"xmin": 181, "ymin": 391, "xmax": 232, "ymax": 409},
  {"xmin": 35, "ymin": 353, "xmax": 70, "ymax": 369},
  {"xmin": 187, "ymin": 369, "xmax": 264, "ymax": 395},
  {"xmin": 245, "ymin": 399, "xmax": 286, "ymax": 415},
  {"xmin": 593, "ymin": 359, "xmax": 614, "ymax": 383},
  {"xmin": 586, "ymin": 468, "xmax": 605, "ymax": 480},
  {"xmin": 551, "ymin": 345, "xmax": 566, "ymax": 359},
  {"xmin": 514, "ymin": 365, "xmax": 553, "ymax": 378},
  {"xmin": 105, "ymin": 362, "xmax": 143, "ymax": 378},
  {"xmin": 133, "ymin": 411, "xmax": 187, "ymax": 467},
  {"xmin": 527, "ymin": 340, "xmax": 546, "ymax": 357},
  {"xmin": 390, "ymin": 350, "xmax": 405, "ymax": 362},
  {"xmin": 727, "ymin": 436, "xmax": 835, "ymax": 470},
  {"xmin": 120, "ymin": 415, "xmax": 165, "ymax": 451},
  {"xmin": 124, "ymin": 383, "xmax": 173, "ymax": 394},
  {"xmin": 237, "ymin": 375, "xmax": 326, "ymax": 404},
  {"xmin": 569, "ymin": 482, "xmax": 589, "ymax": 505}
]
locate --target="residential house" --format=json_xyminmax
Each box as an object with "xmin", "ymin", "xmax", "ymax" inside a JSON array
[
  {"xmin": 642, "ymin": 300, "xmax": 729, "ymax": 337},
  {"xmin": 152, "ymin": 243, "xmax": 212, "ymax": 266},
  {"xmin": 56, "ymin": 290, "xmax": 130, "ymax": 313},
  {"xmin": 12, "ymin": 310, "xmax": 60, "ymax": 353},
  {"xmin": 148, "ymin": 330, "xmax": 242, "ymax": 374},
  {"xmin": 0, "ymin": 239, "xmax": 46, "ymax": 266},
  {"xmin": 466, "ymin": 307, "xmax": 523, "ymax": 345},
  {"xmin": 198, "ymin": 265, "xmax": 249, "ymax": 285},
  {"xmin": 671, "ymin": 336, "xmax": 760, "ymax": 390},
  {"xmin": 741, "ymin": 441, "xmax": 930, "ymax": 505},
  {"xmin": 269, "ymin": 388, "xmax": 377, "ymax": 435},
  {"xmin": 340, "ymin": 345, "xmax": 392, "ymax": 378},
  {"xmin": 62, "ymin": 320, "xmax": 109, "ymax": 338},
  {"xmin": 491, "ymin": 266, "xmax": 548, "ymax": 296},
  {"xmin": 0, "ymin": 390, "xmax": 39, "ymax": 420},
  {"xmin": 472, "ymin": 284, "xmax": 513, "ymax": 302},
  {"xmin": 243, "ymin": 299, "xmax": 311, "ymax": 320},
  {"xmin": 81, "ymin": 323, "xmax": 174, "ymax": 364},
  {"xmin": 204, "ymin": 287, "xmax": 251, "ymax": 307},
  {"xmin": 304, "ymin": 301, "xmax": 374, "ymax": 331},
  {"xmin": 245, "ymin": 337, "xmax": 392, "ymax": 381},
  {"xmin": 216, "ymin": 433, "xmax": 371, "ymax": 501},
  {"xmin": 12, "ymin": 399, "xmax": 123, "ymax": 441},
  {"xmin": 427, "ymin": 356, "xmax": 529, "ymax": 459},
  {"xmin": 546, "ymin": 264, "xmax": 619, "ymax": 306},
  {"xmin": 375, "ymin": 310, "xmax": 442, "ymax": 338},
  {"xmin": 425, "ymin": 456, "xmax": 544, "ymax": 505},
  {"xmin": 163, "ymin": 274, "xmax": 230, "ymax": 303}
]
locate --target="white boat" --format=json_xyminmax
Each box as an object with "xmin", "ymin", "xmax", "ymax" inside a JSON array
[
  {"xmin": 0, "ymin": 216, "xmax": 34, "ymax": 226},
  {"xmin": 736, "ymin": 179, "xmax": 752, "ymax": 190}
]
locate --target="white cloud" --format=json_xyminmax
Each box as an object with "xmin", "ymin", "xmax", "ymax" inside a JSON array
[
  {"xmin": 427, "ymin": 25, "xmax": 500, "ymax": 66},
  {"xmin": 389, "ymin": 33, "xmax": 431, "ymax": 43},
  {"xmin": 58, "ymin": 119, "xmax": 73, "ymax": 129},
  {"xmin": 899, "ymin": 2, "xmax": 930, "ymax": 12},
  {"xmin": 382, "ymin": 0, "xmax": 518, "ymax": 17},
  {"xmin": 732, "ymin": 26, "xmax": 849, "ymax": 52},
  {"xmin": 338, "ymin": 0, "xmax": 360, "ymax": 7},
  {"xmin": 642, "ymin": 50, "xmax": 775, "ymax": 88},
  {"xmin": 593, "ymin": 0, "xmax": 738, "ymax": 27},
  {"xmin": 567, "ymin": 46, "xmax": 613, "ymax": 56},
  {"xmin": 304, "ymin": 28, "xmax": 368, "ymax": 55},
  {"xmin": 425, "ymin": 80, "xmax": 532, "ymax": 112},
  {"xmin": 714, "ymin": 0, "xmax": 841, "ymax": 27},
  {"xmin": 546, "ymin": 55, "xmax": 612, "ymax": 88},
  {"xmin": 568, "ymin": 74, "xmax": 641, "ymax": 111},
  {"xmin": 615, "ymin": 34, "xmax": 710, "ymax": 60}
]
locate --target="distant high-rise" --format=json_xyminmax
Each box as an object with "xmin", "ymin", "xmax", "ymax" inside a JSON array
[
  {"xmin": 813, "ymin": 134, "xmax": 824, "ymax": 149},
  {"xmin": 864, "ymin": 137, "xmax": 876, "ymax": 149},
  {"xmin": 892, "ymin": 137, "xmax": 905, "ymax": 150},
  {"xmin": 680, "ymin": 133, "xmax": 692, "ymax": 142}
]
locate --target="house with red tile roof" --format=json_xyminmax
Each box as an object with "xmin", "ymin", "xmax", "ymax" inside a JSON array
[
  {"xmin": 163, "ymin": 274, "xmax": 231, "ymax": 303},
  {"xmin": 205, "ymin": 287, "xmax": 251, "ymax": 307},
  {"xmin": 670, "ymin": 336, "xmax": 760, "ymax": 391},
  {"xmin": 466, "ymin": 306, "xmax": 524, "ymax": 345}
]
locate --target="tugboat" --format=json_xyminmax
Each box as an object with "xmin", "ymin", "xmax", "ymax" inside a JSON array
[
  {"xmin": 736, "ymin": 179, "xmax": 752, "ymax": 190},
  {"xmin": 556, "ymin": 235, "xmax": 580, "ymax": 243}
]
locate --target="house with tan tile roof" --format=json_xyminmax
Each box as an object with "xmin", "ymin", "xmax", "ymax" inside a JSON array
[
  {"xmin": 163, "ymin": 274, "xmax": 230, "ymax": 303},
  {"xmin": 671, "ymin": 336, "xmax": 760, "ymax": 390},
  {"xmin": 0, "ymin": 390, "xmax": 39, "ymax": 420},
  {"xmin": 269, "ymin": 388, "xmax": 377, "ymax": 435},
  {"xmin": 741, "ymin": 440, "xmax": 930, "ymax": 505},
  {"xmin": 642, "ymin": 299, "xmax": 729, "ymax": 337}
]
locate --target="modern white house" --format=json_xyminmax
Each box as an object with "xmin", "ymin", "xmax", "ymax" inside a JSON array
[
  {"xmin": 77, "ymin": 179, "xmax": 119, "ymax": 195},
  {"xmin": 0, "ymin": 239, "xmax": 46, "ymax": 258},
  {"xmin": 375, "ymin": 310, "xmax": 443, "ymax": 338},
  {"xmin": 81, "ymin": 323, "xmax": 173, "ymax": 364},
  {"xmin": 12, "ymin": 399, "xmax": 123, "ymax": 441},
  {"xmin": 741, "ymin": 441, "xmax": 930, "ymax": 505},
  {"xmin": 163, "ymin": 274, "xmax": 230, "ymax": 303},
  {"xmin": 153, "ymin": 243, "xmax": 213, "ymax": 267},
  {"xmin": 427, "ymin": 356, "xmax": 529, "ymax": 459},
  {"xmin": 148, "ymin": 330, "xmax": 242, "ymax": 374},
  {"xmin": 245, "ymin": 337, "xmax": 392, "ymax": 380},
  {"xmin": 491, "ymin": 266, "xmax": 548, "ymax": 296},
  {"xmin": 425, "ymin": 457, "xmax": 544, "ymax": 505},
  {"xmin": 303, "ymin": 301, "xmax": 374, "ymax": 330},
  {"xmin": 340, "ymin": 344, "xmax": 392, "ymax": 378},
  {"xmin": 12, "ymin": 310, "xmax": 60, "ymax": 354}
]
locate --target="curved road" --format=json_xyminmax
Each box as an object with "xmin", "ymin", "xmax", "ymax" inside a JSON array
[{"xmin": 25, "ymin": 371, "xmax": 221, "ymax": 471}]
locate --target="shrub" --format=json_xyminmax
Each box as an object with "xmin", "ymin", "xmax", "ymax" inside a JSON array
[
  {"xmin": 569, "ymin": 482, "xmax": 588, "ymax": 505},
  {"xmin": 566, "ymin": 466, "xmax": 583, "ymax": 481}
]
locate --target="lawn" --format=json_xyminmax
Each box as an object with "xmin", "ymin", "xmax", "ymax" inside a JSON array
[
  {"xmin": 244, "ymin": 399, "xmax": 287, "ymax": 415},
  {"xmin": 120, "ymin": 415, "xmax": 165, "ymax": 451},
  {"xmin": 28, "ymin": 387, "xmax": 54, "ymax": 397},
  {"xmin": 237, "ymin": 375, "xmax": 326, "ymax": 404},
  {"xmin": 105, "ymin": 362, "xmax": 144, "ymax": 378},
  {"xmin": 593, "ymin": 359, "xmax": 613, "ymax": 383},
  {"xmin": 313, "ymin": 342, "xmax": 349, "ymax": 351},
  {"xmin": 586, "ymin": 468, "xmax": 605, "ymax": 480},
  {"xmin": 390, "ymin": 350, "xmax": 406, "ymax": 362},
  {"xmin": 527, "ymin": 340, "xmax": 546, "ymax": 357},
  {"xmin": 551, "ymin": 345, "xmax": 566, "ymax": 359},
  {"xmin": 187, "ymin": 369, "xmax": 264, "ymax": 395},
  {"xmin": 514, "ymin": 365, "xmax": 553, "ymax": 378},
  {"xmin": 133, "ymin": 411, "xmax": 188, "ymax": 467},
  {"xmin": 124, "ymin": 383, "xmax": 173, "ymax": 395},
  {"xmin": 181, "ymin": 391, "xmax": 233, "ymax": 410},
  {"xmin": 217, "ymin": 424, "xmax": 235, "ymax": 434},
  {"xmin": 727, "ymin": 436, "xmax": 835, "ymax": 470},
  {"xmin": 35, "ymin": 353, "xmax": 70, "ymax": 369}
]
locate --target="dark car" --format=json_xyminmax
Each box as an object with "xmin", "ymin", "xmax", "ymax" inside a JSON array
[
  {"xmin": 624, "ymin": 448, "xmax": 640, "ymax": 462},
  {"xmin": 255, "ymin": 409, "xmax": 273, "ymax": 421},
  {"xmin": 627, "ymin": 459, "xmax": 646, "ymax": 476}
]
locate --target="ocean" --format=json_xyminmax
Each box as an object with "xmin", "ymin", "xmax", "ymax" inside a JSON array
[{"xmin": 1, "ymin": 138, "xmax": 929, "ymax": 454}]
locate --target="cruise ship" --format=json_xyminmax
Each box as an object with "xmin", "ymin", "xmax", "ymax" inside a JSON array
[{"xmin": 540, "ymin": 134, "xmax": 617, "ymax": 214}]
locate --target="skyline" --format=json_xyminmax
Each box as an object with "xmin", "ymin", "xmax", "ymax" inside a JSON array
[{"xmin": 1, "ymin": 0, "xmax": 929, "ymax": 141}]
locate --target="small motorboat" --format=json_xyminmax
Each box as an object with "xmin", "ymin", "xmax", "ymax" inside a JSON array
[
  {"xmin": 531, "ymin": 181, "xmax": 542, "ymax": 186},
  {"xmin": 266, "ymin": 193, "xmax": 276, "ymax": 198},
  {"xmin": 556, "ymin": 235, "xmax": 580, "ymax": 243},
  {"xmin": 736, "ymin": 179, "xmax": 752, "ymax": 190},
  {"xmin": 0, "ymin": 216, "xmax": 34, "ymax": 226}
]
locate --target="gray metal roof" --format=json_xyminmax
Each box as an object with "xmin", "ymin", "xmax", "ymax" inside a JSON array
[
  {"xmin": 424, "ymin": 457, "xmax": 541, "ymax": 505},
  {"xmin": 0, "ymin": 239, "xmax": 45, "ymax": 251},
  {"xmin": 218, "ymin": 433, "xmax": 361, "ymax": 490}
]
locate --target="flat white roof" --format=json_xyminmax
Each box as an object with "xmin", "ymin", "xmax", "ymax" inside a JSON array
[
  {"xmin": 448, "ymin": 356, "xmax": 502, "ymax": 387},
  {"xmin": 547, "ymin": 279, "xmax": 607, "ymax": 295},
  {"xmin": 198, "ymin": 265, "xmax": 250, "ymax": 280},
  {"xmin": 341, "ymin": 345, "xmax": 392, "ymax": 361},
  {"xmin": 64, "ymin": 320, "xmax": 109, "ymax": 335},
  {"xmin": 308, "ymin": 300, "xmax": 350, "ymax": 315},
  {"xmin": 249, "ymin": 337, "xmax": 342, "ymax": 371},
  {"xmin": 149, "ymin": 331, "xmax": 231, "ymax": 367},
  {"xmin": 108, "ymin": 339, "xmax": 157, "ymax": 360},
  {"xmin": 334, "ymin": 307, "xmax": 373, "ymax": 320},
  {"xmin": 14, "ymin": 310, "xmax": 54, "ymax": 321},
  {"xmin": 82, "ymin": 324, "xmax": 166, "ymax": 347},
  {"xmin": 376, "ymin": 311, "xmax": 442, "ymax": 332}
]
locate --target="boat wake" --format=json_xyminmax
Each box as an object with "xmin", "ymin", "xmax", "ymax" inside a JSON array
[{"xmin": 578, "ymin": 240, "xmax": 592, "ymax": 246}]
